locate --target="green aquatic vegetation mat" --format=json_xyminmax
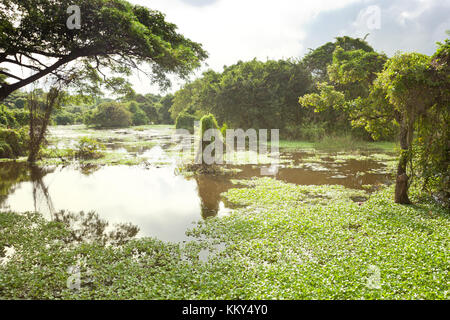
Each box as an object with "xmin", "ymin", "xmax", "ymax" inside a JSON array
[
  {"xmin": 275, "ymin": 140, "xmax": 396, "ymax": 152},
  {"xmin": 1, "ymin": 177, "xmax": 448, "ymax": 300},
  {"xmin": 189, "ymin": 180, "xmax": 449, "ymax": 299},
  {"xmin": 330, "ymin": 152, "xmax": 398, "ymax": 162}
]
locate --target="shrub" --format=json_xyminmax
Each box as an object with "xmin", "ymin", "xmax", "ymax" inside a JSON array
[
  {"xmin": 198, "ymin": 113, "xmax": 224, "ymax": 164},
  {"xmin": 11, "ymin": 109, "xmax": 29, "ymax": 126},
  {"xmin": 0, "ymin": 127, "xmax": 29, "ymax": 159},
  {"xmin": 0, "ymin": 104, "xmax": 19, "ymax": 128},
  {"xmin": 131, "ymin": 107, "xmax": 149, "ymax": 126},
  {"xmin": 314, "ymin": 134, "xmax": 367, "ymax": 150},
  {"xmin": 54, "ymin": 110, "xmax": 76, "ymax": 125},
  {"xmin": 128, "ymin": 101, "xmax": 139, "ymax": 113},
  {"xmin": 140, "ymin": 103, "xmax": 159, "ymax": 124},
  {"xmin": 199, "ymin": 113, "xmax": 220, "ymax": 137},
  {"xmin": 220, "ymin": 123, "xmax": 228, "ymax": 137},
  {"xmin": 0, "ymin": 141, "xmax": 13, "ymax": 158},
  {"xmin": 283, "ymin": 123, "xmax": 326, "ymax": 141},
  {"xmin": 75, "ymin": 137, "xmax": 105, "ymax": 160},
  {"xmin": 175, "ymin": 111, "xmax": 197, "ymax": 133},
  {"xmin": 85, "ymin": 102, "xmax": 132, "ymax": 128}
]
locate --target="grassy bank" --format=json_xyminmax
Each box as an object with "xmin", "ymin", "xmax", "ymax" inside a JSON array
[
  {"xmin": 274, "ymin": 137, "xmax": 397, "ymax": 152},
  {"xmin": 1, "ymin": 179, "xmax": 448, "ymax": 299}
]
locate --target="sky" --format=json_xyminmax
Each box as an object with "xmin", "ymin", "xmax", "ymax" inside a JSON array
[
  {"xmin": 127, "ymin": 0, "xmax": 450, "ymax": 94},
  {"xmin": 7, "ymin": 0, "xmax": 450, "ymax": 96}
]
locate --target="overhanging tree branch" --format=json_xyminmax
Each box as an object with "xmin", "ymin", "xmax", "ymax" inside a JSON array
[
  {"xmin": 0, "ymin": 0, "xmax": 207, "ymax": 101},
  {"xmin": 0, "ymin": 53, "xmax": 77, "ymax": 100}
]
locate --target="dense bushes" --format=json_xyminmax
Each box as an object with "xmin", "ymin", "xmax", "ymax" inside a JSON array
[
  {"xmin": 0, "ymin": 104, "xmax": 29, "ymax": 128},
  {"xmin": 0, "ymin": 105, "xmax": 18, "ymax": 128},
  {"xmin": 140, "ymin": 103, "xmax": 159, "ymax": 123},
  {"xmin": 80, "ymin": 94, "xmax": 175, "ymax": 128},
  {"xmin": 175, "ymin": 111, "xmax": 197, "ymax": 133},
  {"xmin": 52, "ymin": 106, "xmax": 86, "ymax": 125},
  {"xmin": 197, "ymin": 114, "xmax": 224, "ymax": 165},
  {"xmin": 54, "ymin": 110, "xmax": 76, "ymax": 125},
  {"xmin": 283, "ymin": 123, "xmax": 326, "ymax": 141},
  {"xmin": 85, "ymin": 102, "xmax": 132, "ymax": 128},
  {"xmin": 121, "ymin": 92, "xmax": 174, "ymax": 125},
  {"xmin": 75, "ymin": 137, "xmax": 105, "ymax": 159},
  {"xmin": 128, "ymin": 102, "xmax": 149, "ymax": 126},
  {"xmin": 0, "ymin": 127, "xmax": 28, "ymax": 159},
  {"xmin": 169, "ymin": 38, "xmax": 396, "ymax": 142},
  {"xmin": 199, "ymin": 113, "xmax": 220, "ymax": 137}
]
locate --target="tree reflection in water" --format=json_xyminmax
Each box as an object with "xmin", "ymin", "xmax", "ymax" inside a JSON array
[
  {"xmin": 54, "ymin": 211, "xmax": 139, "ymax": 245},
  {"xmin": 0, "ymin": 163, "xmax": 139, "ymax": 245},
  {"xmin": 29, "ymin": 164, "xmax": 56, "ymax": 217},
  {"xmin": 29, "ymin": 165, "xmax": 139, "ymax": 244},
  {"xmin": 79, "ymin": 163, "xmax": 101, "ymax": 176},
  {"xmin": 194, "ymin": 174, "xmax": 236, "ymax": 219},
  {"xmin": 0, "ymin": 162, "xmax": 30, "ymax": 205}
]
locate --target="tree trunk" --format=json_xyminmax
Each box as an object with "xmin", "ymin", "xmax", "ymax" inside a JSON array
[
  {"xmin": 27, "ymin": 88, "xmax": 61, "ymax": 163},
  {"xmin": 394, "ymin": 120, "xmax": 412, "ymax": 204},
  {"xmin": 395, "ymin": 152, "xmax": 410, "ymax": 204}
]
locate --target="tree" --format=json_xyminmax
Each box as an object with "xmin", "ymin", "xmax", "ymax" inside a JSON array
[
  {"xmin": 158, "ymin": 94, "xmax": 174, "ymax": 124},
  {"xmin": 140, "ymin": 102, "xmax": 159, "ymax": 124},
  {"xmin": 196, "ymin": 113, "xmax": 223, "ymax": 165},
  {"xmin": 127, "ymin": 101, "xmax": 149, "ymax": 125},
  {"xmin": 0, "ymin": 0, "xmax": 207, "ymax": 100},
  {"xmin": 302, "ymin": 36, "xmax": 375, "ymax": 83},
  {"xmin": 299, "ymin": 39, "xmax": 389, "ymax": 140},
  {"xmin": 170, "ymin": 77, "xmax": 206, "ymax": 120},
  {"xmin": 132, "ymin": 107, "xmax": 149, "ymax": 126},
  {"xmin": 28, "ymin": 87, "xmax": 64, "ymax": 162},
  {"xmin": 372, "ymin": 47, "xmax": 449, "ymax": 204},
  {"xmin": 175, "ymin": 111, "xmax": 196, "ymax": 133},
  {"xmin": 171, "ymin": 59, "xmax": 312, "ymax": 131},
  {"xmin": 85, "ymin": 101, "xmax": 132, "ymax": 128},
  {"xmin": 422, "ymin": 38, "xmax": 450, "ymax": 201}
]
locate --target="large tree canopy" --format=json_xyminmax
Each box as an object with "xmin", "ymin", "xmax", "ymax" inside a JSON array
[
  {"xmin": 371, "ymin": 45, "xmax": 449, "ymax": 204},
  {"xmin": 302, "ymin": 35, "xmax": 375, "ymax": 83},
  {"xmin": 171, "ymin": 59, "xmax": 313, "ymax": 131},
  {"xmin": 0, "ymin": 0, "xmax": 208, "ymax": 100},
  {"xmin": 299, "ymin": 37, "xmax": 389, "ymax": 140}
]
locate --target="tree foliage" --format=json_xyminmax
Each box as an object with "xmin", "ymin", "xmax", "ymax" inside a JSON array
[
  {"xmin": 0, "ymin": 0, "xmax": 207, "ymax": 100},
  {"xmin": 372, "ymin": 45, "xmax": 449, "ymax": 203},
  {"xmin": 302, "ymin": 36, "xmax": 375, "ymax": 82},
  {"xmin": 171, "ymin": 59, "xmax": 312, "ymax": 132},
  {"xmin": 300, "ymin": 35, "xmax": 449, "ymax": 203},
  {"xmin": 85, "ymin": 101, "xmax": 132, "ymax": 128},
  {"xmin": 299, "ymin": 37, "xmax": 389, "ymax": 140},
  {"xmin": 175, "ymin": 111, "xmax": 196, "ymax": 133}
]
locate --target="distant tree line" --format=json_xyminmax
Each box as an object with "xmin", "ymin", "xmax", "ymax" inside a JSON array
[
  {"xmin": 1, "ymin": 90, "xmax": 175, "ymax": 128},
  {"xmin": 83, "ymin": 92, "xmax": 175, "ymax": 128}
]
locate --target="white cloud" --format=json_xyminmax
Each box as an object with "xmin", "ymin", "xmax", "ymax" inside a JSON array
[
  {"xmin": 129, "ymin": 0, "xmax": 361, "ymax": 93},
  {"xmin": 5, "ymin": 0, "xmax": 448, "ymax": 96}
]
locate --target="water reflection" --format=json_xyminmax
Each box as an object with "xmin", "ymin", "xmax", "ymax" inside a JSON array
[
  {"xmin": 54, "ymin": 210, "xmax": 139, "ymax": 245},
  {"xmin": 0, "ymin": 163, "xmax": 56, "ymax": 215},
  {"xmin": 194, "ymin": 174, "xmax": 235, "ymax": 219},
  {"xmin": 0, "ymin": 164, "xmax": 202, "ymax": 242},
  {"xmin": 30, "ymin": 165, "xmax": 56, "ymax": 216},
  {"xmin": 0, "ymin": 151, "xmax": 392, "ymax": 242},
  {"xmin": 0, "ymin": 162, "xmax": 30, "ymax": 204}
]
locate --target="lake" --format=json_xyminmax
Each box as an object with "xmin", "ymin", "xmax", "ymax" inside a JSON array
[{"xmin": 0, "ymin": 125, "xmax": 395, "ymax": 242}]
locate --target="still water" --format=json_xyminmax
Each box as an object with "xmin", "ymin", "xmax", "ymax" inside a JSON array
[{"xmin": 0, "ymin": 127, "xmax": 393, "ymax": 242}]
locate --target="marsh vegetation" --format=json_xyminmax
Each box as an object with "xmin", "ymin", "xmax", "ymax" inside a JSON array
[{"xmin": 0, "ymin": 0, "xmax": 448, "ymax": 300}]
